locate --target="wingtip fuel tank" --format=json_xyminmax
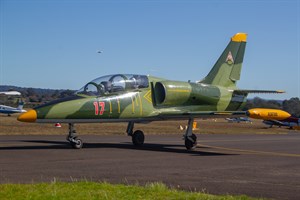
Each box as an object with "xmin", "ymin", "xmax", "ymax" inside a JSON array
[{"xmin": 246, "ymin": 108, "xmax": 291, "ymax": 120}]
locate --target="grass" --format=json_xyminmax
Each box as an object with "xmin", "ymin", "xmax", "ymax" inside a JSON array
[{"xmin": 0, "ymin": 181, "xmax": 263, "ymax": 200}]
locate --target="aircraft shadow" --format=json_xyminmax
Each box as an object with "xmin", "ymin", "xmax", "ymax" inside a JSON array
[{"xmin": 0, "ymin": 139, "xmax": 237, "ymax": 157}]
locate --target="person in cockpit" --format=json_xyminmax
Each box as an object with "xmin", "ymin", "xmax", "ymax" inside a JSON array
[{"xmin": 100, "ymin": 81, "xmax": 112, "ymax": 94}]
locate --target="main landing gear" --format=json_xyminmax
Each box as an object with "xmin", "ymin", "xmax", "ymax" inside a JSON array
[
  {"xmin": 66, "ymin": 120, "xmax": 197, "ymax": 150},
  {"xmin": 67, "ymin": 123, "xmax": 83, "ymax": 149},
  {"xmin": 127, "ymin": 122, "xmax": 145, "ymax": 146},
  {"xmin": 126, "ymin": 119, "xmax": 197, "ymax": 150},
  {"xmin": 183, "ymin": 118, "xmax": 197, "ymax": 150}
]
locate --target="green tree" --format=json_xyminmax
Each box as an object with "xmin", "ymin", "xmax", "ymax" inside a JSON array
[{"xmin": 282, "ymin": 98, "xmax": 300, "ymax": 117}]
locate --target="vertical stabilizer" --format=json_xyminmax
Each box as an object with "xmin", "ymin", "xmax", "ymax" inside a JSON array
[
  {"xmin": 17, "ymin": 101, "xmax": 24, "ymax": 110},
  {"xmin": 200, "ymin": 33, "xmax": 247, "ymax": 88}
]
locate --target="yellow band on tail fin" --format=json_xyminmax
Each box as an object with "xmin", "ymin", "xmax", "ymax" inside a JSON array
[{"xmin": 231, "ymin": 33, "xmax": 247, "ymax": 42}]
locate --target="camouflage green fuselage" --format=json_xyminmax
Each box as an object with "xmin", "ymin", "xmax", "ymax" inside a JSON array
[{"xmin": 34, "ymin": 76, "xmax": 247, "ymax": 123}]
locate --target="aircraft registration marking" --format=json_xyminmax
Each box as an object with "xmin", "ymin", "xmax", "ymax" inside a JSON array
[{"xmin": 93, "ymin": 101, "xmax": 105, "ymax": 115}]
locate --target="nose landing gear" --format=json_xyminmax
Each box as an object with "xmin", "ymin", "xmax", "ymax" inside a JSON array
[
  {"xmin": 132, "ymin": 130, "xmax": 145, "ymax": 146},
  {"xmin": 127, "ymin": 122, "xmax": 145, "ymax": 146}
]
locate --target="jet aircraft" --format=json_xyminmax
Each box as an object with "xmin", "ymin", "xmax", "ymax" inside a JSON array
[
  {"xmin": 17, "ymin": 33, "xmax": 283, "ymax": 150},
  {"xmin": 247, "ymin": 108, "xmax": 300, "ymax": 129}
]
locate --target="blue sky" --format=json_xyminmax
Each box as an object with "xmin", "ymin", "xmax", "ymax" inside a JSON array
[{"xmin": 0, "ymin": 0, "xmax": 299, "ymax": 100}]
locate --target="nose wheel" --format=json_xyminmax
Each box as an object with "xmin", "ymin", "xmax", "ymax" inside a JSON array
[
  {"xmin": 127, "ymin": 122, "xmax": 145, "ymax": 146},
  {"xmin": 69, "ymin": 137, "xmax": 83, "ymax": 149}
]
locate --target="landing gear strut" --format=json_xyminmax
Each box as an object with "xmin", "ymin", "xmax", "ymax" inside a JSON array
[
  {"xmin": 67, "ymin": 123, "xmax": 83, "ymax": 149},
  {"xmin": 127, "ymin": 122, "xmax": 145, "ymax": 146},
  {"xmin": 183, "ymin": 118, "xmax": 197, "ymax": 150}
]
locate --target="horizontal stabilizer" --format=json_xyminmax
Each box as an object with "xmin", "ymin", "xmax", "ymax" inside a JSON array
[{"xmin": 233, "ymin": 90, "xmax": 285, "ymax": 95}]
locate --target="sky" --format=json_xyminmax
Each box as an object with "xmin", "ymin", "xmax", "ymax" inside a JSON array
[{"xmin": 0, "ymin": 0, "xmax": 299, "ymax": 100}]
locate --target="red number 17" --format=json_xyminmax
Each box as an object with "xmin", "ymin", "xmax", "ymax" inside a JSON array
[{"xmin": 93, "ymin": 101, "xmax": 105, "ymax": 115}]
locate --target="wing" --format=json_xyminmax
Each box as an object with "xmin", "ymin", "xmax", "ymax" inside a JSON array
[{"xmin": 157, "ymin": 111, "xmax": 247, "ymax": 120}]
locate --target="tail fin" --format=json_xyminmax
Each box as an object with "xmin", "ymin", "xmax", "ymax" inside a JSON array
[
  {"xmin": 200, "ymin": 33, "xmax": 247, "ymax": 88},
  {"xmin": 17, "ymin": 100, "xmax": 24, "ymax": 110}
]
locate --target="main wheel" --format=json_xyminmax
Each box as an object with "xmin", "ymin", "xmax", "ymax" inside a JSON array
[
  {"xmin": 185, "ymin": 134, "xmax": 197, "ymax": 150},
  {"xmin": 70, "ymin": 137, "xmax": 83, "ymax": 149},
  {"xmin": 132, "ymin": 130, "xmax": 145, "ymax": 146}
]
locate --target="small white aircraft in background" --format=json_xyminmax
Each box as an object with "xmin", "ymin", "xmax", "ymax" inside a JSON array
[
  {"xmin": 0, "ymin": 91, "xmax": 26, "ymax": 116},
  {"xmin": 226, "ymin": 117, "xmax": 252, "ymax": 123},
  {"xmin": 0, "ymin": 101, "xmax": 27, "ymax": 116}
]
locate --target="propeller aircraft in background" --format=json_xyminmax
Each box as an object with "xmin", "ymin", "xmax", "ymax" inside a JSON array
[
  {"xmin": 0, "ymin": 101, "xmax": 26, "ymax": 116},
  {"xmin": 17, "ymin": 33, "xmax": 284, "ymax": 150},
  {"xmin": 0, "ymin": 91, "xmax": 26, "ymax": 116}
]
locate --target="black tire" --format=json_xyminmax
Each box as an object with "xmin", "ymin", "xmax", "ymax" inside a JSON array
[
  {"xmin": 132, "ymin": 130, "xmax": 145, "ymax": 146},
  {"xmin": 185, "ymin": 134, "xmax": 197, "ymax": 150},
  {"xmin": 70, "ymin": 137, "xmax": 83, "ymax": 149}
]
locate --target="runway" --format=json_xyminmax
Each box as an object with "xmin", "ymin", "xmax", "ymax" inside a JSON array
[{"xmin": 1, "ymin": 133, "xmax": 300, "ymax": 200}]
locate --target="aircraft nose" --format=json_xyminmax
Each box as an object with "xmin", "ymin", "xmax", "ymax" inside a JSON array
[{"xmin": 17, "ymin": 109, "xmax": 37, "ymax": 122}]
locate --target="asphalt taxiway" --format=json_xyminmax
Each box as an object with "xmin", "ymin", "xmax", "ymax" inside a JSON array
[{"xmin": 0, "ymin": 134, "xmax": 300, "ymax": 200}]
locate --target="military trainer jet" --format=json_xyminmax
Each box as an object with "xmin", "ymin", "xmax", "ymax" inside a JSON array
[{"xmin": 18, "ymin": 33, "xmax": 283, "ymax": 150}]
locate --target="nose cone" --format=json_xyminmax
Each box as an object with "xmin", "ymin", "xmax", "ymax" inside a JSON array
[{"xmin": 18, "ymin": 109, "xmax": 37, "ymax": 122}]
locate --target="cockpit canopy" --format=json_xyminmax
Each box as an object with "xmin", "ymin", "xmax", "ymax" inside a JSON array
[{"xmin": 76, "ymin": 74, "xmax": 149, "ymax": 96}]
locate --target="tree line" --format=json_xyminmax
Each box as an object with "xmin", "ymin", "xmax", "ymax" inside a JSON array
[{"xmin": 0, "ymin": 86, "xmax": 74, "ymax": 108}]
